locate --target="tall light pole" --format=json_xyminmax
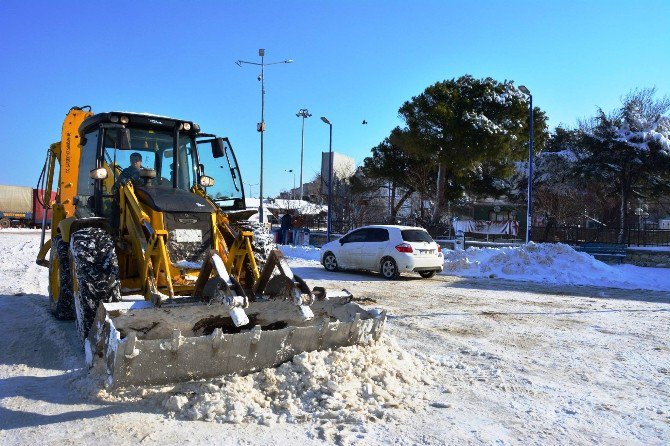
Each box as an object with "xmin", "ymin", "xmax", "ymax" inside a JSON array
[
  {"xmin": 320, "ymin": 117, "xmax": 333, "ymax": 242},
  {"xmin": 236, "ymin": 49, "xmax": 293, "ymax": 223},
  {"xmin": 296, "ymin": 108, "xmax": 312, "ymax": 201},
  {"xmin": 285, "ymin": 169, "xmax": 296, "ymax": 200},
  {"xmin": 519, "ymin": 85, "xmax": 534, "ymax": 244}
]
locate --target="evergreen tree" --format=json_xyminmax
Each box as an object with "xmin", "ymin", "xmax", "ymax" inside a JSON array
[
  {"xmin": 576, "ymin": 88, "xmax": 670, "ymax": 241},
  {"xmin": 362, "ymin": 127, "xmax": 435, "ymax": 218},
  {"xmin": 398, "ymin": 75, "xmax": 549, "ymax": 223}
]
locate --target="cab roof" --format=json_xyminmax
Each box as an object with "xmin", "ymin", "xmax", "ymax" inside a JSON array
[{"xmin": 79, "ymin": 111, "xmax": 198, "ymax": 136}]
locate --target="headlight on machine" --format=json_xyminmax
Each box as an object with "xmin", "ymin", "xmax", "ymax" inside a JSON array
[
  {"xmin": 89, "ymin": 167, "xmax": 108, "ymax": 180},
  {"xmin": 199, "ymin": 175, "xmax": 215, "ymax": 187}
]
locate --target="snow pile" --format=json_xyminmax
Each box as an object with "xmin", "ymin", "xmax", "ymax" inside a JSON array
[
  {"xmin": 279, "ymin": 244, "xmax": 322, "ymax": 262},
  {"xmin": 154, "ymin": 337, "xmax": 433, "ymax": 438},
  {"xmin": 443, "ymin": 243, "xmax": 670, "ymax": 291}
]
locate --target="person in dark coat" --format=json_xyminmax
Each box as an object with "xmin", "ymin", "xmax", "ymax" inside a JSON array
[
  {"xmin": 280, "ymin": 213, "xmax": 293, "ymax": 244},
  {"xmin": 113, "ymin": 152, "xmax": 143, "ymax": 192}
]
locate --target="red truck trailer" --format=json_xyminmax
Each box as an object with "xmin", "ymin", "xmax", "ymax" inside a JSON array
[{"xmin": 0, "ymin": 185, "xmax": 55, "ymax": 229}]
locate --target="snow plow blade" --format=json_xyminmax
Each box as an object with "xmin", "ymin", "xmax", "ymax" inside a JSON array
[{"xmin": 87, "ymin": 291, "xmax": 386, "ymax": 388}]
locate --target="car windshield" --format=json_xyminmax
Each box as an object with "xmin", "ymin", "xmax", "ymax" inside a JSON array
[
  {"xmin": 401, "ymin": 229, "xmax": 434, "ymax": 243},
  {"xmin": 104, "ymin": 128, "xmax": 196, "ymax": 191}
]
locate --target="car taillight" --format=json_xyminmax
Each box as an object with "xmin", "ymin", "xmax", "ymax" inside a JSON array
[{"xmin": 395, "ymin": 243, "xmax": 413, "ymax": 253}]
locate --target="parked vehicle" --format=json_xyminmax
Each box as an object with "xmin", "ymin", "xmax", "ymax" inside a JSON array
[
  {"xmin": 0, "ymin": 185, "xmax": 55, "ymax": 229},
  {"xmin": 321, "ymin": 225, "xmax": 444, "ymax": 279}
]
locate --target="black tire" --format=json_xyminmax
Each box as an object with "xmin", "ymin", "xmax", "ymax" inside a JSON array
[
  {"xmin": 0, "ymin": 217, "xmax": 10, "ymax": 229},
  {"xmin": 49, "ymin": 235, "xmax": 75, "ymax": 320},
  {"xmin": 236, "ymin": 220, "xmax": 276, "ymax": 271},
  {"xmin": 323, "ymin": 252, "xmax": 338, "ymax": 272},
  {"xmin": 380, "ymin": 257, "xmax": 400, "ymax": 280},
  {"xmin": 70, "ymin": 227, "xmax": 121, "ymax": 342},
  {"xmin": 419, "ymin": 270, "xmax": 436, "ymax": 279}
]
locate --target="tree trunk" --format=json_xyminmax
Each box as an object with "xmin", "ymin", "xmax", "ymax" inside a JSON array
[
  {"xmin": 432, "ymin": 162, "xmax": 446, "ymax": 224},
  {"xmin": 392, "ymin": 188, "xmax": 416, "ymax": 218},
  {"xmin": 390, "ymin": 181, "xmax": 397, "ymax": 219},
  {"xmin": 618, "ymin": 175, "xmax": 627, "ymax": 244}
]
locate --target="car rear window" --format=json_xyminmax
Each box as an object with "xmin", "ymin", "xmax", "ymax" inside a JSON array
[
  {"xmin": 401, "ymin": 229, "xmax": 434, "ymax": 243},
  {"xmin": 367, "ymin": 228, "xmax": 389, "ymax": 242}
]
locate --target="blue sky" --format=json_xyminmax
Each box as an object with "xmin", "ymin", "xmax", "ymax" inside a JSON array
[{"xmin": 1, "ymin": 1, "xmax": 668, "ymax": 197}]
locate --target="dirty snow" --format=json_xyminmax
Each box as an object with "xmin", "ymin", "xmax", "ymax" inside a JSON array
[
  {"xmin": 2, "ymin": 231, "xmax": 670, "ymax": 445},
  {"xmin": 102, "ymin": 337, "xmax": 439, "ymax": 443}
]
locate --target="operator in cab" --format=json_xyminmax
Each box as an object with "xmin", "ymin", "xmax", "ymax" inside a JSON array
[{"xmin": 113, "ymin": 152, "xmax": 143, "ymax": 192}]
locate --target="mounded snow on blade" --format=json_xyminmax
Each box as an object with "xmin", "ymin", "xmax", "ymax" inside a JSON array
[{"xmin": 87, "ymin": 292, "xmax": 386, "ymax": 388}]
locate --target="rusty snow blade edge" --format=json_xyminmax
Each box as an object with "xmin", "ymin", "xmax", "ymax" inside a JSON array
[{"xmin": 86, "ymin": 291, "xmax": 386, "ymax": 388}]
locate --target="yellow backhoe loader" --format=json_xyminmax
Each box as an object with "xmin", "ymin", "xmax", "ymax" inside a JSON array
[{"xmin": 36, "ymin": 106, "xmax": 385, "ymax": 388}]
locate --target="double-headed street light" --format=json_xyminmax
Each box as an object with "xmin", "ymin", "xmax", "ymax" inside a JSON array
[
  {"xmin": 320, "ymin": 116, "xmax": 333, "ymax": 242},
  {"xmin": 518, "ymin": 85, "xmax": 534, "ymax": 244},
  {"xmin": 236, "ymin": 49, "xmax": 293, "ymax": 223},
  {"xmin": 244, "ymin": 182, "xmax": 258, "ymax": 198},
  {"xmin": 296, "ymin": 108, "xmax": 312, "ymax": 201}
]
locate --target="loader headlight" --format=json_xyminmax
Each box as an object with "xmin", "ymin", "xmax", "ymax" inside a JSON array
[
  {"xmin": 181, "ymin": 122, "xmax": 191, "ymax": 131},
  {"xmin": 120, "ymin": 115, "xmax": 129, "ymax": 124},
  {"xmin": 199, "ymin": 175, "xmax": 215, "ymax": 187},
  {"xmin": 110, "ymin": 115, "xmax": 119, "ymax": 123},
  {"xmin": 89, "ymin": 167, "xmax": 108, "ymax": 180}
]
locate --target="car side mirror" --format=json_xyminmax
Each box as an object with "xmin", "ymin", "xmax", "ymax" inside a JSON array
[
  {"xmin": 339, "ymin": 239, "xmax": 345, "ymax": 245},
  {"xmin": 212, "ymin": 138, "xmax": 225, "ymax": 158}
]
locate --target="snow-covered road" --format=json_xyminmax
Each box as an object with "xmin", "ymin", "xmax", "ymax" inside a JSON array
[{"xmin": 1, "ymin": 232, "xmax": 669, "ymax": 445}]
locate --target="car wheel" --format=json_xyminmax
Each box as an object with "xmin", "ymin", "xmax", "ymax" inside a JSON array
[
  {"xmin": 380, "ymin": 257, "xmax": 400, "ymax": 280},
  {"xmin": 419, "ymin": 270, "xmax": 436, "ymax": 279},
  {"xmin": 323, "ymin": 252, "xmax": 339, "ymax": 272}
]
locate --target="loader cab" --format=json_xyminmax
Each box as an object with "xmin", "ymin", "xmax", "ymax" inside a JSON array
[{"xmin": 76, "ymin": 112, "xmax": 246, "ymax": 221}]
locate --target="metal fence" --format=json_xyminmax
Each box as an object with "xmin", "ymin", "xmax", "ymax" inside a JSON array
[
  {"xmin": 531, "ymin": 225, "xmax": 670, "ymax": 246},
  {"xmin": 288, "ymin": 218, "xmax": 670, "ymax": 247}
]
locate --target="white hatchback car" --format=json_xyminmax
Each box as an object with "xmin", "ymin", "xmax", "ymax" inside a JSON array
[{"xmin": 320, "ymin": 225, "xmax": 444, "ymax": 279}]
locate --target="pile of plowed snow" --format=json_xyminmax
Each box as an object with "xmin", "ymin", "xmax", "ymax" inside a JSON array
[
  {"xmin": 279, "ymin": 244, "xmax": 323, "ymax": 262},
  {"xmin": 106, "ymin": 337, "xmax": 439, "ymax": 441},
  {"xmin": 443, "ymin": 242, "xmax": 670, "ymax": 291}
]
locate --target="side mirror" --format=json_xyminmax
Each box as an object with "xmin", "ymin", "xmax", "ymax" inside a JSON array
[
  {"xmin": 117, "ymin": 128, "xmax": 132, "ymax": 150},
  {"xmin": 89, "ymin": 167, "xmax": 108, "ymax": 180},
  {"xmin": 212, "ymin": 138, "xmax": 225, "ymax": 158},
  {"xmin": 339, "ymin": 239, "xmax": 345, "ymax": 245},
  {"xmin": 199, "ymin": 175, "xmax": 215, "ymax": 187}
]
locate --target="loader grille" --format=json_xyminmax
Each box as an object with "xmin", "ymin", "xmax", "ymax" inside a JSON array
[{"xmin": 163, "ymin": 212, "xmax": 212, "ymax": 266}]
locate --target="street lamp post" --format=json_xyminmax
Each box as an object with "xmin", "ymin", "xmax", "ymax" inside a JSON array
[
  {"xmin": 296, "ymin": 108, "xmax": 312, "ymax": 201},
  {"xmin": 285, "ymin": 169, "xmax": 296, "ymax": 200},
  {"xmin": 519, "ymin": 85, "xmax": 534, "ymax": 244},
  {"xmin": 236, "ymin": 49, "xmax": 293, "ymax": 224},
  {"xmin": 244, "ymin": 182, "xmax": 258, "ymax": 198},
  {"xmin": 320, "ymin": 116, "xmax": 333, "ymax": 242}
]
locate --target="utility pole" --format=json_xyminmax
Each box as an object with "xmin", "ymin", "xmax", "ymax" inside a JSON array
[
  {"xmin": 236, "ymin": 49, "xmax": 293, "ymax": 223},
  {"xmin": 296, "ymin": 108, "xmax": 312, "ymax": 201}
]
